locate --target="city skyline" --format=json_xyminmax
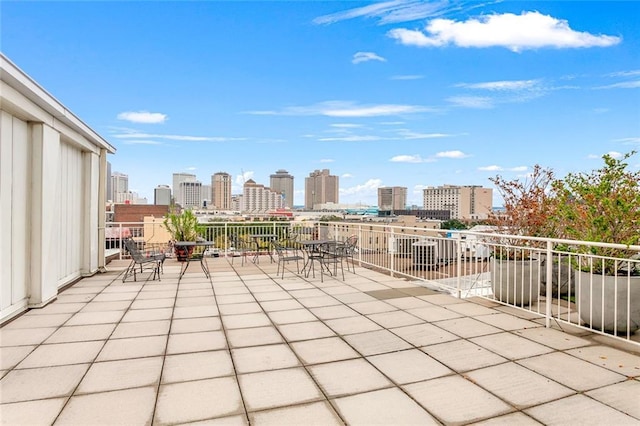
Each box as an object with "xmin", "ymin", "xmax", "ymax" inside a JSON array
[{"xmin": 2, "ymin": 1, "xmax": 638, "ymax": 206}]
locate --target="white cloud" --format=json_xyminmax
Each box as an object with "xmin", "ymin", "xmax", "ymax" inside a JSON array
[
  {"xmin": 319, "ymin": 135, "xmax": 383, "ymax": 142},
  {"xmin": 330, "ymin": 123, "xmax": 363, "ymax": 128},
  {"xmin": 390, "ymin": 154, "xmax": 428, "ymax": 163},
  {"xmin": 121, "ymin": 140, "xmax": 163, "ymax": 145},
  {"xmin": 435, "ymin": 150, "xmax": 469, "ymax": 159},
  {"xmin": 342, "ymin": 173, "xmax": 354, "ymax": 178},
  {"xmin": 447, "ymin": 96, "xmax": 494, "ymax": 109},
  {"xmin": 112, "ymin": 130, "xmax": 243, "ymax": 142},
  {"xmin": 390, "ymin": 75, "xmax": 424, "ymax": 80},
  {"xmin": 313, "ymin": 0, "xmax": 476, "ymax": 25},
  {"xmin": 117, "ymin": 111, "xmax": 167, "ymax": 124},
  {"xmin": 509, "ymin": 166, "xmax": 529, "ymax": 172},
  {"xmin": 246, "ymin": 101, "xmax": 434, "ymax": 117},
  {"xmin": 595, "ymin": 80, "xmax": 640, "ymax": 89},
  {"xmin": 186, "ymin": 167, "xmax": 197, "ymax": 171},
  {"xmin": 397, "ymin": 130, "xmax": 452, "ymax": 139},
  {"xmin": 478, "ymin": 165, "xmax": 503, "ymax": 171},
  {"xmin": 352, "ymin": 51, "xmax": 387, "ymax": 64},
  {"xmin": 340, "ymin": 178, "xmax": 383, "ymax": 196},
  {"xmin": 387, "ymin": 11, "xmax": 621, "ymax": 52},
  {"xmin": 613, "ymin": 137, "xmax": 640, "ymax": 145},
  {"xmin": 607, "ymin": 70, "xmax": 640, "ymax": 77},
  {"xmin": 319, "ymin": 159, "xmax": 335, "ymax": 163},
  {"xmin": 456, "ymin": 80, "xmax": 540, "ymax": 91}
]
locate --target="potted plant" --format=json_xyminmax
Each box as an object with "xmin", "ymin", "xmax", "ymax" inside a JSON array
[
  {"xmin": 551, "ymin": 151, "xmax": 640, "ymax": 333},
  {"xmin": 163, "ymin": 208, "xmax": 204, "ymax": 261},
  {"xmin": 487, "ymin": 165, "xmax": 558, "ymax": 305}
]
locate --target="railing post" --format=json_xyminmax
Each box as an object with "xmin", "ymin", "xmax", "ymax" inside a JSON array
[
  {"xmin": 390, "ymin": 227, "xmax": 395, "ymax": 278},
  {"xmin": 118, "ymin": 223, "xmax": 124, "ymax": 260},
  {"xmin": 545, "ymin": 240, "xmax": 553, "ymax": 328},
  {"xmin": 224, "ymin": 223, "xmax": 228, "ymax": 256},
  {"xmin": 456, "ymin": 232, "xmax": 462, "ymax": 298}
]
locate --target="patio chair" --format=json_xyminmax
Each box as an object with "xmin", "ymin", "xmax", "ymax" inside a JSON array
[
  {"xmin": 342, "ymin": 235, "xmax": 358, "ymax": 273},
  {"xmin": 319, "ymin": 241, "xmax": 345, "ymax": 282},
  {"xmin": 230, "ymin": 235, "xmax": 250, "ymax": 266},
  {"xmin": 122, "ymin": 237, "xmax": 165, "ymax": 282},
  {"xmin": 273, "ymin": 240, "xmax": 304, "ymax": 279}
]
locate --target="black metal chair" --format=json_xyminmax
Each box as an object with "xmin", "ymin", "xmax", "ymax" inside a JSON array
[
  {"xmin": 319, "ymin": 241, "xmax": 345, "ymax": 282},
  {"xmin": 273, "ymin": 240, "xmax": 304, "ymax": 279},
  {"xmin": 229, "ymin": 235, "xmax": 250, "ymax": 266},
  {"xmin": 342, "ymin": 235, "xmax": 358, "ymax": 273},
  {"xmin": 122, "ymin": 237, "xmax": 165, "ymax": 282}
]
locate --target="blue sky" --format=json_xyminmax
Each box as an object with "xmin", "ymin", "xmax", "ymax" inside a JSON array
[{"xmin": 2, "ymin": 1, "xmax": 639, "ymax": 207}]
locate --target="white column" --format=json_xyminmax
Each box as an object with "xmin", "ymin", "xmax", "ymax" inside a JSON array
[
  {"xmin": 29, "ymin": 123, "xmax": 61, "ymax": 307},
  {"xmin": 82, "ymin": 151, "xmax": 100, "ymax": 275}
]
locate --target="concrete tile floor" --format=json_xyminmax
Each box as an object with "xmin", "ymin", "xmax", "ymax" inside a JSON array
[{"xmin": 1, "ymin": 256, "xmax": 639, "ymax": 425}]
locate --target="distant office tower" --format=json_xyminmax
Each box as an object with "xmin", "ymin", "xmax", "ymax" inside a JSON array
[
  {"xmin": 211, "ymin": 172, "xmax": 232, "ymax": 210},
  {"xmin": 423, "ymin": 185, "xmax": 493, "ymax": 220},
  {"xmin": 111, "ymin": 172, "xmax": 129, "ymax": 203},
  {"xmin": 242, "ymin": 179, "xmax": 284, "ymax": 213},
  {"xmin": 378, "ymin": 186, "xmax": 407, "ymax": 211},
  {"xmin": 304, "ymin": 169, "xmax": 339, "ymax": 210},
  {"xmin": 154, "ymin": 185, "xmax": 171, "ymax": 205},
  {"xmin": 270, "ymin": 169, "xmax": 294, "ymax": 209},
  {"xmin": 201, "ymin": 184, "xmax": 211, "ymax": 208},
  {"xmin": 172, "ymin": 172, "xmax": 196, "ymax": 207},
  {"xmin": 179, "ymin": 180, "xmax": 202, "ymax": 208}
]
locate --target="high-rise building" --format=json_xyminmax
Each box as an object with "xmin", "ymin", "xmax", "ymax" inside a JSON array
[
  {"xmin": 304, "ymin": 169, "xmax": 338, "ymax": 210},
  {"xmin": 111, "ymin": 172, "xmax": 128, "ymax": 202},
  {"xmin": 211, "ymin": 172, "xmax": 232, "ymax": 210},
  {"xmin": 154, "ymin": 185, "xmax": 171, "ymax": 205},
  {"xmin": 179, "ymin": 180, "xmax": 202, "ymax": 208},
  {"xmin": 378, "ymin": 186, "xmax": 407, "ymax": 211},
  {"xmin": 243, "ymin": 179, "xmax": 284, "ymax": 213},
  {"xmin": 423, "ymin": 184, "xmax": 493, "ymax": 220},
  {"xmin": 172, "ymin": 172, "xmax": 196, "ymax": 207},
  {"xmin": 201, "ymin": 184, "xmax": 211, "ymax": 208},
  {"xmin": 269, "ymin": 169, "xmax": 294, "ymax": 209}
]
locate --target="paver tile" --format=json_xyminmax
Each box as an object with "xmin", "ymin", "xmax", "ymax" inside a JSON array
[
  {"xmin": 290, "ymin": 337, "xmax": 360, "ymax": 365},
  {"xmin": 258, "ymin": 299, "xmax": 303, "ymax": 312},
  {"xmin": 170, "ymin": 317, "xmax": 222, "ymax": 334},
  {"xmin": 45, "ymin": 323, "xmax": 116, "ymax": 343},
  {"xmin": 0, "ymin": 346, "xmax": 35, "ymax": 370},
  {"xmin": 111, "ymin": 319, "xmax": 170, "ymax": 339},
  {"xmin": 475, "ymin": 312, "xmax": 542, "ymax": 331},
  {"xmin": 435, "ymin": 317, "xmax": 502, "ymax": 339},
  {"xmin": 406, "ymin": 306, "xmax": 463, "ymax": 322},
  {"xmin": 309, "ymin": 305, "xmax": 358, "ymax": 320},
  {"xmin": 586, "ymin": 380, "xmax": 640, "ymax": 420},
  {"xmin": 344, "ymin": 329, "xmax": 412, "ymax": 356},
  {"xmin": 278, "ymin": 321, "xmax": 335, "ymax": 341},
  {"xmin": 366, "ymin": 310, "xmax": 424, "ymax": 328},
  {"xmin": 325, "ymin": 316, "xmax": 382, "ymax": 335},
  {"xmin": 390, "ymin": 323, "xmax": 459, "ymax": 347},
  {"xmin": 0, "ymin": 397, "xmax": 66, "ymax": 425},
  {"xmin": 308, "ymin": 359, "xmax": 392, "ymax": 398},
  {"xmin": 0, "ymin": 327, "xmax": 57, "ymax": 347},
  {"xmin": 566, "ymin": 345, "xmax": 640, "ymax": 377},
  {"xmin": 162, "ymin": 350, "xmax": 234, "ymax": 384},
  {"xmin": 332, "ymin": 388, "xmax": 439, "ymax": 425},
  {"xmin": 96, "ymin": 335, "xmax": 167, "ymax": 361},
  {"xmin": 167, "ymin": 331, "xmax": 227, "ymax": 354},
  {"xmin": 268, "ymin": 309, "xmax": 317, "ymax": 325},
  {"xmin": 156, "ymin": 377, "xmax": 243, "ymax": 425},
  {"xmin": 16, "ymin": 340, "xmax": 104, "ymax": 369},
  {"xmin": 223, "ymin": 313, "xmax": 271, "ymax": 329},
  {"xmin": 404, "ymin": 376, "xmax": 513, "ymax": 424},
  {"xmin": 238, "ymin": 368, "xmax": 323, "ymax": 411},
  {"xmin": 219, "ymin": 302, "xmax": 264, "ymax": 315},
  {"xmin": 249, "ymin": 401, "xmax": 342, "ymax": 425},
  {"xmin": 524, "ymin": 394, "xmax": 639, "ymax": 425},
  {"xmin": 77, "ymin": 356, "xmax": 163, "ymax": 394},
  {"xmin": 232, "ymin": 344, "xmax": 300, "ymax": 373},
  {"xmin": 421, "ymin": 339, "xmax": 508, "ymax": 373},
  {"xmin": 227, "ymin": 326, "xmax": 284, "ymax": 348},
  {"xmin": 470, "ymin": 332, "xmax": 554, "ymax": 360},
  {"xmin": 466, "ymin": 362, "xmax": 575, "ymax": 408},
  {"xmin": 348, "ymin": 300, "xmax": 397, "ymax": 315},
  {"xmin": 517, "ymin": 352, "xmax": 628, "ymax": 391},
  {"xmin": 0, "ymin": 364, "xmax": 89, "ymax": 403},
  {"xmin": 367, "ymin": 349, "xmax": 452, "ymax": 384}
]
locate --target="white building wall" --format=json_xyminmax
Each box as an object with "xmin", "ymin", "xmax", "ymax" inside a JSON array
[{"xmin": 0, "ymin": 54, "xmax": 115, "ymax": 323}]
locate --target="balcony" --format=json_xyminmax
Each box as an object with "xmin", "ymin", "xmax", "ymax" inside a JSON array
[{"xmin": 1, "ymin": 234, "xmax": 639, "ymax": 424}]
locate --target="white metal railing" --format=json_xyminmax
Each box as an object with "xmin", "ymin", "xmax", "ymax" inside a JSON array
[{"xmin": 105, "ymin": 221, "xmax": 640, "ymax": 345}]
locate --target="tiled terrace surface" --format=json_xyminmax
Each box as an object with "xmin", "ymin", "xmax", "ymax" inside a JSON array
[{"xmin": 1, "ymin": 256, "xmax": 639, "ymax": 425}]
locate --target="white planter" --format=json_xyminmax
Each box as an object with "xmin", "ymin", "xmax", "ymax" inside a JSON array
[
  {"xmin": 491, "ymin": 259, "xmax": 541, "ymax": 306},
  {"xmin": 577, "ymin": 271, "xmax": 640, "ymax": 334}
]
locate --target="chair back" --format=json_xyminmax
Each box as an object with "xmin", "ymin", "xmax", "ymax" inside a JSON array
[{"xmin": 124, "ymin": 238, "xmax": 145, "ymax": 261}]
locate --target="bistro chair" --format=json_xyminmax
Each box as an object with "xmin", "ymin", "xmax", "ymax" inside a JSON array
[{"xmin": 122, "ymin": 237, "xmax": 165, "ymax": 282}]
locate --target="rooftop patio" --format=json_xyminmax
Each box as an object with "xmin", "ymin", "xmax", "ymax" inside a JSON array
[{"xmin": 1, "ymin": 256, "xmax": 639, "ymax": 425}]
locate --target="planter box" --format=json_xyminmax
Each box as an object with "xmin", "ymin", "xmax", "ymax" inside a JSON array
[
  {"xmin": 577, "ymin": 271, "xmax": 640, "ymax": 334},
  {"xmin": 491, "ymin": 259, "xmax": 541, "ymax": 306}
]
